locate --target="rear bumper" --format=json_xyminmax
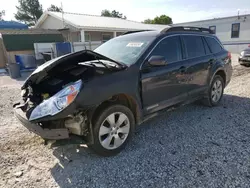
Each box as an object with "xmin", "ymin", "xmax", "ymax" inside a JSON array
[{"xmin": 14, "ymin": 103, "xmax": 69, "ymax": 140}]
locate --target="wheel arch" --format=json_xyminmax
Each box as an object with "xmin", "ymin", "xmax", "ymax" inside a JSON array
[
  {"xmin": 91, "ymin": 93, "xmax": 142, "ymax": 126},
  {"xmin": 215, "ymin": 70, "xmax": 226, "ymax": 86},
  {"xmin": 209, "ymin": 67, "xmax": 226, "ymax": 86}
]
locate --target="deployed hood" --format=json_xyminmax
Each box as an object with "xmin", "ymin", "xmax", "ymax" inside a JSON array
[{"xmin": 22, "ymin": 50, "xmax": 126, "ymax": 89}]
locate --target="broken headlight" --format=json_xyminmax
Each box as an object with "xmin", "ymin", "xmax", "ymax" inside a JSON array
[{"xmin": 29, "ymin": 80, "xmax": 82, "ymax": 121}]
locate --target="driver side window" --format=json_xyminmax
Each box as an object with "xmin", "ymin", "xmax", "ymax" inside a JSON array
[{"xmin": 150, "ymin": 36, "xmax": 182, "ymax": 64}]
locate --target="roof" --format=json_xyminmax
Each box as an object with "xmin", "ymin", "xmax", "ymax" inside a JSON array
[
  {"xmin": 121, "ymin": 27, "xmax": 214, "ymax": 39},
  {"xmin": 36, "ymin": 11, "xmax": 169, "ymax": 31},
  {"xmin": 174, "ymin": 14, "xmax": 250, "ymax": 26},
  {"xmin": 0, "ymin": 21, "xmax": 28, "ymax": 29},
  {"xmin": 0, "ymin": 29, "xmax": 62, "ymax": 35}
]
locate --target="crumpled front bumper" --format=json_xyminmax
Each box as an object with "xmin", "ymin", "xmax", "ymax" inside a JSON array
[{"xmin": 13, "ymin": 102, "xmax": 69, "ymax": 140}]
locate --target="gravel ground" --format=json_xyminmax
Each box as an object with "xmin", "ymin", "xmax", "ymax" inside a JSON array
[{"xmin": 1, "ymin": 55, "xmax": 250, "ymax": 188}]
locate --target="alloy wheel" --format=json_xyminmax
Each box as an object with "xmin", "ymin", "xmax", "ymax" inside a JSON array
[
  {"xmin": 98, "ymin": 112, "xmax": 130, "ymax": 150},
  {"xmin": 211, "ymin": 79, "xmax": 223, "ymax": 103}
]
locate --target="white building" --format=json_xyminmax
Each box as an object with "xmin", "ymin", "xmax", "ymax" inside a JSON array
[
  {"xmin": 174, "ymin": 14, "xmax": 250, "ymax": 53},
  {"xmin": 36, "ymin": 11, "xmax": 167, "ymax": 44},
  {"xmin": 36, "ymin": 12, "xmax": 250, "ymax": 54}
]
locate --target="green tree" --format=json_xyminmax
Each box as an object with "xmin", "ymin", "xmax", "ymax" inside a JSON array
[
  {"xmin": 15, "ymin": 0, "xmax": 43, "ymax": 26},
  {"xmin": 0, "ymin": 10, "xmax": 5, "ymax": 21},
  {"xmin": 47, "ymin": 4, "xmax": 62, "ymax": 12},
  {"xmin": 143, "ymin": 15, "xmax": 173, "ymax": 25},
  {"xmin": 143, "ymin": 19, "xmax": 152, "ymax": 24},
  {"xmin": 101, "ymin": 9, "xmax": 126, "ymax": 19},
  {"xmin": 101, "ymin": 9, "xmax": 112, "ymax": 17}
]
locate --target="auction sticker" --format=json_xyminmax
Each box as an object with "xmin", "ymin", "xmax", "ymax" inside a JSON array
[{"xmin": 126, "ymin": 42, "xmax": 144, "ymax": 47}]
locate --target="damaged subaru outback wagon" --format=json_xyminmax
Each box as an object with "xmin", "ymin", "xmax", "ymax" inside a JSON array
[{"xmin": 14, "ymin": 26, "xmax": 232, "ymax": 156}]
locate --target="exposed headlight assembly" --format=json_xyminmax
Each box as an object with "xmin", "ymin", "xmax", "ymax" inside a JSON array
[
  {"xmin": 240, "ymin": 51, "xmax": 245, "ymax": 57},
  {"xmin": 29, "ymin": 80, "xmax": 82, "ymax": 121}
]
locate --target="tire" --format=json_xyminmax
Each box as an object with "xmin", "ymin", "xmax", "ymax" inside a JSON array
[
  {"xmin": 88, "ymin": 105, "xmax": 135, "ymax": 157},
  {"xmin": 202, "ymin": 75, "xmax": 225, "ymax": 107}
]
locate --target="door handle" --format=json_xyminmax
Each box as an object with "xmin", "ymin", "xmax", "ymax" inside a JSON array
[{"xmin": 179, "ymin": 66, "xmax": 187, "ymax": 73}]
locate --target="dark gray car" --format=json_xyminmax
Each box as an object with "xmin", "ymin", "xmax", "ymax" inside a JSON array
[
  {"xmin": 13, "ymin": 26, "xmax": 232, "ymax": 156},
  {"xmin": 239, "ymin": 46, "xmax": 250, "ymax": 66}
]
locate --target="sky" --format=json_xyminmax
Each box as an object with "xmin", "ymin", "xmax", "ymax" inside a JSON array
[{"xmin": 1, "ymin": 0, "xmax": 250, "ymax": 24}]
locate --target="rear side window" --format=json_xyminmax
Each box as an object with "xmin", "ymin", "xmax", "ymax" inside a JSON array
[
  {"xmin": 182, "ymin": 35, "xmax": 205, "ymax": 58},
  {"xmin": 150, "ymin": 36, "xmax": 182, "ymax": 63},
  {"xmin": 202, "ymin": 37, "xmax": 212, "ymax": 54},
  {"xmin": 205, "ymin": 37, "xmax": 222, "ymax": 54}
]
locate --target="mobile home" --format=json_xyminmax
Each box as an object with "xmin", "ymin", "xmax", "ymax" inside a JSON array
[{"xmin": 174, "ymin": 14, "xmax": 250, "ymax": 54}]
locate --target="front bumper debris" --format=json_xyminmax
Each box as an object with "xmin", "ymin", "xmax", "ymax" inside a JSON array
[{"xmin": 13, "ymin": 103, "xmax": 69, "ymax": 140}]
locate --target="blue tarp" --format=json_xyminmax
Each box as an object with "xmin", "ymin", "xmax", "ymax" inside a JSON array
[
  {"xmin": 0, "ymin": 21, "xmax": 28, "ymax": 29},
  {"xmin": 56, "ymin": 42, "xmax": 72, "ymax": 57}
]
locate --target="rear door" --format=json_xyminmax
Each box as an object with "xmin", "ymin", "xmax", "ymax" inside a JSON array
[
  {"xmin": 141, "ymin": 36, "xmax": 190, "ymax": 114},
  {"xmin": 181, "ymin": 35, "xmax": 214, "ymax": 98}
]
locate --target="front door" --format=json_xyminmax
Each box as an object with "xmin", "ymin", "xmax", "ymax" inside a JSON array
[{"xmin": 141, "ymin": 36, "xmax": 190, "ymax": 114}]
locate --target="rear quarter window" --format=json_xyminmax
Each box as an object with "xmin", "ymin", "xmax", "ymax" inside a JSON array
[{"xmin": 205, "ymin": 37, "xmax": 223, "ymax": 54}]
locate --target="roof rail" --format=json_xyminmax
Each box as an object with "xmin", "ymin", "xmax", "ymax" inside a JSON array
[
  {"xmin": 122, "ymin": 30, "xmax": 153, "ymax": 35},
  {"xmin": 161, "ymin": 26, "xmax": 213, "ymax": 34}
]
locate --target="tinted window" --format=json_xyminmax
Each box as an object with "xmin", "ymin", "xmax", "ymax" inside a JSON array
[
  {"xmin": 231, "ymin": 23, "xmax": 240, "ymax": 38},
  {"xmin": 150, "ymin": 36, "xmax": 182, "ymax": 63},
  {"xmin": 205, "ymin": 37, "xmax": 222, "ymax": 53},
  {"xmin": 202, "ymin": 37, "xmax": 212, "ymax": 54},
  {"xmin": 182, "ymin": 35, "xmax": 205, "ymax": 58}
]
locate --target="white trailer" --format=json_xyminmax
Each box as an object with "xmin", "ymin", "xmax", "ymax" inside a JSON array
[{"xmin": 174, "ymin": 14, "xmax": 250, "ymax": 54}]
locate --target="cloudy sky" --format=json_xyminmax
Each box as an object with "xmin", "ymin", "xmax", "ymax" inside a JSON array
[{"xmin": 2, "ymin": 0, "xmax": 250, "ymax": 23}]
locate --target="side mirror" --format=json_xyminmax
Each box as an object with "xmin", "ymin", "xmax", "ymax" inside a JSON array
[{"xmin": 148, "ymin": 56, "xmax": 167, "ymax": 66}]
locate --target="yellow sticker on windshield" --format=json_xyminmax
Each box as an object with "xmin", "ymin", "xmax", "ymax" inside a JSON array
[{"xmin": 126, "ymin": 43, "xmax": 144, "ymax": 47}]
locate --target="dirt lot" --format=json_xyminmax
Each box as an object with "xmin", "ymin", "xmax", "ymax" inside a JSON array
[{"xmin": 1, "ymin": 55, "xmax": 250, "ymax": 188}]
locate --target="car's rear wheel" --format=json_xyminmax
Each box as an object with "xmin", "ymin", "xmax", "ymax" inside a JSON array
[
  {"xmin": 202, "ymin": 75, "xmax": 224, "ymax": 107},
  {"xmin": 89, "ymin": 105, "xmax": 135, "ymax": 156}
]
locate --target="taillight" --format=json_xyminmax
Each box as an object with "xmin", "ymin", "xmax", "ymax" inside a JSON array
[
  {"xmin": 248, "ymin": 44, "xmax": 250, "ymax": 47},
  {"xmin": 228, "ymin": 52, "xmax": 231, "ymax": 59}
]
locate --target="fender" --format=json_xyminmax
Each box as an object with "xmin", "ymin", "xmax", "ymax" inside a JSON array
[{"xmin": 207, "ymin": 61, "xmax": 226, "ymax": 86}]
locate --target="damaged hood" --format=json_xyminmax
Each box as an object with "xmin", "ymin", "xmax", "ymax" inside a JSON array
[{"xmin": 22, "ymin": 50, "xmax": 126, "ymax": 88}]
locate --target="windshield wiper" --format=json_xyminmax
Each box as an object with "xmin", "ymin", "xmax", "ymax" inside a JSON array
[
  {"xmin": 87, "ymin": 50, "xmax": 127, "ymax": 68},
  {"xmin": 94, "ymin": 56, "xmax": 109, "ymax": 69}
]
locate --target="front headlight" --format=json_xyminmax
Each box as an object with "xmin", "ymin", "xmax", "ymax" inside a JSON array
[{"xmin": 29, "ymin": 80, "xmax": 82, "ymax": 121}]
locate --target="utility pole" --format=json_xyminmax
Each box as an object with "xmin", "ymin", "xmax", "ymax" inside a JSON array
[{"xmin": 61, "ymin": 2, "xmax": 65, "ymax": 28}]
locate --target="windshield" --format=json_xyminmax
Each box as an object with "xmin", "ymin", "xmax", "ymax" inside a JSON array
[{"xmin": 94, "ymin": 33, "xmax": 155, "ymax": 65}]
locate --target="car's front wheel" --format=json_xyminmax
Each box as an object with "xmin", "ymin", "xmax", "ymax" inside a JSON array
[{"xmin": 89, "ymin": 105, "xmax": 135, "ymax": 156}]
